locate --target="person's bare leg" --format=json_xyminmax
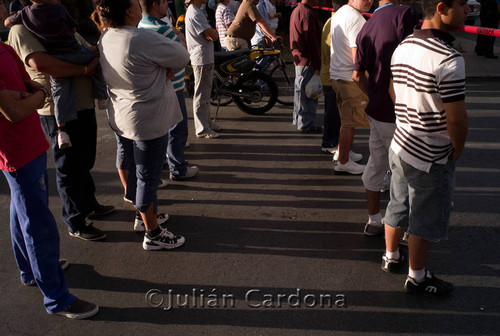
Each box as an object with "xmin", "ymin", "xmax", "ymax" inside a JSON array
[
  {"xmin": 408, "ymin": 234, "xmax": 430, "ymax": 270},
  {"xmin": 366, "ymin": 189, "xmax": 381, "ymax": 215},
  {"xmin": 385, "ymin": 224, "xmax": 404, "ymax": 253},
  {"xmin": 337, "ymin": 126, "xmax": 354, "ymax": 164},
  {"xmin": 117, "ymin": 168, "xmax": 128, "ymax": 192},
  {"xmin": 141, "ymin": 203, "xmax": 158, "ymax": 232}
]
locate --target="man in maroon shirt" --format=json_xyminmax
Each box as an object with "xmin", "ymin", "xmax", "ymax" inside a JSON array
[{"xmin": 289, "ymin": 0, "xmax": 322, "ymax": 133}]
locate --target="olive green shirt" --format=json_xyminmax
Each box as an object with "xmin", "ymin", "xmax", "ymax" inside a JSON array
[{"xmin": 8, "ymin": 24, "xmax": 95, "ymax": 116}]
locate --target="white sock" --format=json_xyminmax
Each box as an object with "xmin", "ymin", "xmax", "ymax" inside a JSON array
[
  {"xmin": 386, "ymin": 248, "xmax": 400, "ymax": 260},
  {"xmin": 409, "ymin": 268, "xmax": 426, "ymax": 283},
  {"xmin": 368, "ymin": 213, "xmax": 383, "ymax": 226}
]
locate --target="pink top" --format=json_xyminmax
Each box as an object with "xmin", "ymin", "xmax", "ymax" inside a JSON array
[{"xmin": 0, "ymin": 43, "xmax": 49, "ymax": 172}]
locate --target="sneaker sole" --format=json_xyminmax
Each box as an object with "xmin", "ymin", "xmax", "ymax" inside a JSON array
[
  {"xmin": 142, "ymin": 239, "xmax": 185, "ymax": 251},
  {"xmin": 54, "ymin": 305, "xmax": 99, "ymax": 319},
  {"xmin": 364, "ymin": 228, "xmax": 385, "ymax": 236},
  {"xmin": 68, "ymin": 231, "xmax": 107, "ymax": 241},
  {"xmin": 196, "ymin": 134, "xmax": 219, "ymax": 139},
  {"xmin": 333, "ymin": 169, "xmax": 364, "ymax": 175},
  {"xmin": 321, "ymin": 148, "xmax": 336, "ymax": 154},
  {"xmin": 169, "ymin": 174, "xmax": 197, "ymax": 181},
  {"xmin": 404, "ymin": 286, "xmax": 454, "ymax": 297}
]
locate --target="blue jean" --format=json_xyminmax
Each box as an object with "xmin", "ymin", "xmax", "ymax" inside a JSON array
[
  {"xmin": 40, "ymin": 110, "xmax": 100, "ymax": 234},
  {"xmin": 3, "ymin": 153, "xmax": 76, "ymax": 313},
  {"xmin": 322, "ymin": 85, "xmax": 341, "ymax": 148},
  {"xmin": 117, "ymin": 133, "xmax": 168, "ymax": 213},
  {"xmin": 167, "ymin": 90, "xmax": 189, "ymax": 177},
  {"xmin": 384, "ymin": 149, "xmax": 456, "ymax": 242},
  {"xmin": 51, "ymin": 45, "xmax": 107, "ymax": 124},
  {"xmin": 293, "ymin": 65, "xmax": 318, "ymax": 130}
]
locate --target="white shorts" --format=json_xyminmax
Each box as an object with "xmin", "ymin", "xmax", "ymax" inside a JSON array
[{"xmin": 362, "ymin": 116, "xmax": 396, "ymax": 191}]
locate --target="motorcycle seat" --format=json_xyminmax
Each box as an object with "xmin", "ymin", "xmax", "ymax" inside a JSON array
[{"xmin": 214, "ymin": 49, "xmax": 252, "ymax": 63}]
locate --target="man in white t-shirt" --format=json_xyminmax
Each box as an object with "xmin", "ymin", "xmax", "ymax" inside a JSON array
[
  {"xmin": 329, "ymin": 0, "xmax": 372, "ymax": 175},
  {"xmin": 185, "ymin": 0, "xmax": 220, "ymax": 138}
]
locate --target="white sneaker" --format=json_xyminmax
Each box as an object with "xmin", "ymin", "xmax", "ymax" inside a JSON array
[
  {"xmin": 334, "ymin": 159, "xmax": 365, "ymax": 175},
  {"xmin": 170, "ymin": 166, "xmax": 199, "ymax": 181},
  {"xmin": 57, "ymin": 130, "xmax": 72, "ymax": 149},
  {"xmin": 143, "ymin": 228, "xmax": 185, "ymax": 250},
  {"xmin": 333, "ymin": 150, "xmax": 363, "ymax": 162},
  {"xmin": 196, "ymin": 130, "xmax": 220, "ymax": 139},
  {"xmin": 184, "ymin": 142, "xmax": 190, "ymax": 148},
  {"xmin": 134, "ymin": 212, "xmax": 169, "ymax": 232},
  {"xmin": 157, "ymin": 179, "xmax": 168, "ymax": 189}
]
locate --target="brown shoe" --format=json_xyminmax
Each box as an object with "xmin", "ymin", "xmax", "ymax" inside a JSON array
[{"xmin": 54, "ymin": 299, "xmax": 99, "ymax": 319}]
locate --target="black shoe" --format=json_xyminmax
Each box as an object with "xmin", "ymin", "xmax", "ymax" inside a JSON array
[
  {"xmin": 381, "ymin": 250, "xmax": 406, "ymax": 273},
  {"xmin": 69, "ymin": 219, "xmax": 107, "ymax": 241},
  {"xmin": 53, "ymin": 299, "xmax": 99, "ymax": 319},
  {"xmin": 485, "ymin": 53, "xmax": 498, "ymax": 59},
  {"xmin": 88, "ymin": 205, "xmax": 115, "ymax": 219},
  {"xmin": 300, "ymin": 126, "xmax": 322, "ymax": 134},
  {"xmin": 404, "ymin": 271, "xmax": 454, "ymax": 297}
]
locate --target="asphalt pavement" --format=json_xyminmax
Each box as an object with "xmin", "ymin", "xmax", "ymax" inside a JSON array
[{"xmin": 0, "ymin": 32, "xmax": 499, "ymax": 336}]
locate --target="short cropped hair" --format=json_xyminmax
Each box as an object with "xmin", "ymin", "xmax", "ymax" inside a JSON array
[
  {"xmin": 422, "ymin": 0, "xmax": 454, "ymax": 19},
  {"xmin": 139, "ymin": 0, "xmax": 160, "ymax": 12}
]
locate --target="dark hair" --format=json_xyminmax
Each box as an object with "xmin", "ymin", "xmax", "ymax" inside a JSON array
[
  {"xmin": 19, "ymin": 0, "xmax": 31, "ymax": 7},
  {"xmin": 422, "ymin": 0, "xmax": 454, "ymax": 19},
  {"xmin": 92, "ymin": 0, "xmax": 133, "ymax": 30},
  {"xmin": 139, "ymin": 0, "xmax": 160, "ymax": 12}
]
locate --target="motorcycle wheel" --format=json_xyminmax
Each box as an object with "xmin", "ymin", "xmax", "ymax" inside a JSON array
[
  {"xmin": 233, "ymin": 72, "xmax": 278, "ymax": 115},
  {"xmin": 269, "ymin": 59, "xmax": 295, "ymax": 107},
  {"xmin": 210, "ymin": 76, "xmax": 233, "ymax": 107}
]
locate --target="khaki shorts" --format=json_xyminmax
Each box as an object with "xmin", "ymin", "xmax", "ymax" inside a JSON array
[
  {"xmin": 225, "ymin": 36, "xmax": 249, "ymax": 51},
  {"xmin": 331, "ymin": 79, "xmax": 369, "ymax": 128}
]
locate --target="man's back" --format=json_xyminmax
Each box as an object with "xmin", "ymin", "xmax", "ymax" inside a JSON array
[
  {"xmin": 391, "ymin": 28, "xmax": 465, "ymax": 172},
  {"xmin": 226, "ymin": 0, "xmax": 262, "ymax": 43},
  {"xmin": 354, "ymin": 4, "xmax": 418, "ymax": 122},
  {"xmin": 289, "ymin": 2, "xmax": 321, "ymax": 70},
  {"xmin": 329, "ymin": 4, "xmax": 366, "ymax": 81}
]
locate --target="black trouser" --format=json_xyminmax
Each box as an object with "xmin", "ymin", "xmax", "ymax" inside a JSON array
[{"xmin": 39, "ymin": 109, "xmax": 100, "ymax": 233}]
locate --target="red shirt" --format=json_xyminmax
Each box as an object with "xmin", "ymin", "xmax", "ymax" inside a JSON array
[
  {"xmin": 289, "ymin": 3, "xmax": 321, "ymax": 71},
  {"xmin": 0, "ymin": 43, "xmax": 49, "ymax": 172}
]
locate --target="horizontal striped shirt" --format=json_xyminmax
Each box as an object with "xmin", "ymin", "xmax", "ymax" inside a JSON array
[
  {"xmin": 138, "ymin": 14, "xmax": 185, "ymax": 91},
  {"xmin": 390, "ymin": 28, "xmax": 465, "ymax": 172},
  {"xmin": 215, "ymin": 3, "xmax": 235, "ymax": 50}
]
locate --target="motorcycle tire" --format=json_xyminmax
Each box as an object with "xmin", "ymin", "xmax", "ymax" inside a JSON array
[
  {"xmin": 233, "ymin": 72, "xmax": 278, "ymax": 115},
  {"xmin": 269, "ymin": 59, "xmax": 295, "ymax": 107},
  {"xmin": 210, "ymin": 76, "xmax": 233, "ymax": 107}
]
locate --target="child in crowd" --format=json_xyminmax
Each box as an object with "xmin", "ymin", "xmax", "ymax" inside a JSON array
[{"xmin": 4, "ymin": 0, "xmax": 108, "ymax": 149}]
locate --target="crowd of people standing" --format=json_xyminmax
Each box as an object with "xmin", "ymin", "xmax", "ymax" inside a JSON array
[{"xmin": 0, "ymin": 0, "xmax": 474, "ymax": 320}]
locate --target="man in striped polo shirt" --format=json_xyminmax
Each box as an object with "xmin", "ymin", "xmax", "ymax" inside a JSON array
[
  {"xmin": 383, "ymin": 0, "xmax": 470, "ymax": 297},
  {"xmin": 139, "ymin": 0, "xmax": 199, "ymax": 180}
]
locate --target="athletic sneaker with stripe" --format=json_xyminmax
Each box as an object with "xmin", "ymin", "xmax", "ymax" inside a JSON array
[
  {"xmin": 405, "ymin": 270, "xmax": 454, "ymax": 297},
  {"xmin": 134, "ymin": 213, "xmax": 169, "ymax": 232},
  {"xmin": 143, "ymin": 228, "xmax": 185, "ymax": 250}
]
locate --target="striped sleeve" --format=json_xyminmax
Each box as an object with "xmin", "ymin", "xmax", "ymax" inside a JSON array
[{"xmin": 437, "ymin": 52, "xmax": 465, "ymax": 103}]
